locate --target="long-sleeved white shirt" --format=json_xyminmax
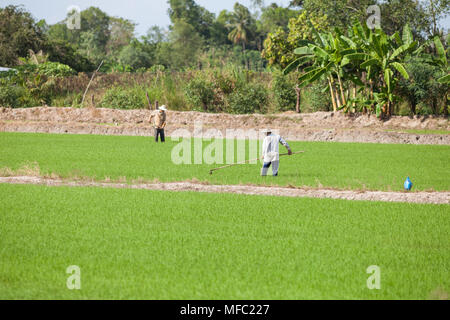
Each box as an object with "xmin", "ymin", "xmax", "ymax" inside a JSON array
[{"xmin": 262, "ymin": 134, "xmax": 290, "ymax": 162}]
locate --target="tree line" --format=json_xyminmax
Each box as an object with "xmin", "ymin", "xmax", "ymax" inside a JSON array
[{"xmin": 0, "ymin": 0, "xmax": 448, "ymax": 116}]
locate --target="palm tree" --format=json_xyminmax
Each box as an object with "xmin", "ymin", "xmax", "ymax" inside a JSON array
[{"xmin": 227, "ymin": 3, "xmax": 253, "ymax": 68}]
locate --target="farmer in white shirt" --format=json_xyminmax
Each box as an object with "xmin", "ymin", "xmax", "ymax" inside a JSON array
[{"xmin": 261, "ymin": 129, "xmax": 292, "ymax": 176}]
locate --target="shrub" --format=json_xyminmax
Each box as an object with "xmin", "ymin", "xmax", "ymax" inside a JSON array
[
  {"xmin": 0, "ymin": 80, "xmax": 36, "ymax": 108},
  {"xmin": 13, "ymin": 62, "xmax": 76, "ymax": 78},
  {"xmin": 0, "ymin": 84, "xmax": 21, "ymax": 107},
  {"xmin": 398, "ymin": 57, "xmax": 448, "ymax": 115},
  {"xmin": 227, "ymin": 82, "xmax": 268, "ymax": 114},
  {"xmin": 184, "ymin": 77, "xmax": 216, "ymax": 111},
  {"xmin": 301, "ymin": 80, "xmax": 331, "ymax": 113},
  {"xmin": 99, "ymin": 86, "xmax": 146, "ymax": 109},
  {"xmin": 36, "ymin": 62, "xmax": 76, "ymax": 77},
  {"xmin": 272, "ymin": 71, "xmax": 297, "ymax": 112},
  {"xmin": 212, "ymin": 72, "xmax": 234, "ymax": 95},
  {"xmin": 149, "ymin": 65, "xmax": 165, "ymax": 72},
  {"xmin": 51, "ymin": 93, "xmax": 82, "ymax": 108}
]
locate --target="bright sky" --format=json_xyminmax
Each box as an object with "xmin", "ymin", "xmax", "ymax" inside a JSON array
[{"xmin": 1, "ymin": 0, "xmax": 449, "ymax": 36}]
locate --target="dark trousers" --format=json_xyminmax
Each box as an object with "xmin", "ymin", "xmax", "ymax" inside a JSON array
[{"xmin": 155, "ymin": 128, "xmax": 165, "ymax": 142}]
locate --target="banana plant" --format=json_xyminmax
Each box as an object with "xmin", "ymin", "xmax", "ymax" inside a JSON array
[
  {"xmin": 341, "ymin": 22, "xmax": 416, "ymax": 118},
  {"xmin": 431, "ymin": 36, "xmax": 449, "ymax": 84},
  {"xmin": 284, "ymin": 26, "xmax": 358, "ymax": 111}
]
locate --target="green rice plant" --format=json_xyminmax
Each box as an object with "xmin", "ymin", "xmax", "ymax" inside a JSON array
[
  {"xmin": 0, "ymin": 183, "xmax": 448, "ymax": 299},
  {"xmin": 1, "ymin": 132, "xmax": 449, "ymax": 191}
]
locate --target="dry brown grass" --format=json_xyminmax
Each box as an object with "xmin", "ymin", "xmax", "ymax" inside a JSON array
[
  {"xmin": 117, "ymin": 176, "xmax": 127, "ymax": 183},
  {"xmin": 429, "ymin": 287, "xmax": 449, "ymax": 300},
  {"xmin": 0, "ymin": 162, "xmax": 41, "ymax": 177}
]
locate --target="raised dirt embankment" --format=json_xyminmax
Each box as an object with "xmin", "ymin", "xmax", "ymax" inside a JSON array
[{"xmin": 0, "ymin": 107, "xmax": 448, "ymax": 145}]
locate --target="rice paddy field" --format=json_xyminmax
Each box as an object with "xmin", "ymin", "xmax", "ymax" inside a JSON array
[
  {"xmin": 0, "ymin": 132, "xmax": 449, "ymax": 300},
  {"xmin": 0, "ymin": 132, "xmax": 449, "ymax": 191},
  {"xmin": 0, "ymin": 183, "xmax": 448, "ymax": 300}
]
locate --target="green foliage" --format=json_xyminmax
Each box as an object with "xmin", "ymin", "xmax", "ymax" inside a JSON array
[
  {"xmin": 0, "ymin": 5, "xmax": 45, "ymax": 66},
  {"xmin": 168, "ymin": 20, "xmax": 203, "ymax": 69},
  {"xmin": 0, "ymin": 83, "xmax": 24, "ymax": 108},
  {"xmin": 184, "ymin": 76, "xmax": 216, "ymax": 111},
  {"xmin": 299, "ymin": 0, "xmax": 374, "ymax": 30},
  {"xmin": 272, "ymin": 71, "xmax": 297, "ymax": 111},
  {"xmin": 79, "ymin": 7, "xmax": 111, "ymax": 54},
  {"xmin": 227, "ymin": 3, "xmax": 255, "ymax": 51},
  {"xmin": 117, "ymin": 43, "xmax": 152, "ymax": 71},
  {"xmin": 168, "ymin": 0, "xmax": 215, "ymax": 40},
  {"xmin": 262, "ymin": 10, "xmax": 329, "ymax": 68},
  {"xmin": 44, "ymin": 40, "xmax": 95, "ymax": 72},
  {"xmin": 34, "ymin": 62, "xmax": 76, "ymax": 77},
  {"xmin": 398, "ymin": 56, "xmax": 447, "ymax": 115},
  {"xmin": 50, "ymin": 93, "xmax": 82, "ymax": 108},
  {"xmin": 259, "ymin": 3, "xmax": 299, "ymax": 34},
  {"xmin": 0, "ymin": 76, "xmax": 39, "ymax": 108},
  {"xmin": 0, "ymin": 1, "xmax": 448, "ymax": 115},
  {"xmin": 379, "ymin": 0, "xmax": 429, "ymax": 37},
  {"xmin": 148, "ymin": 65, "xmax": 166, "ymax": 72},
  {"xmin": 99, "ymin": 86, "xmax": 146, "ymax": 109},
  {"xmin": 0, "ymin": 62, "xmax": 75, "ymax": 107},
  {"xmin": 301, "ymin": 80, "xmax": 332, "ymax": 112},
  {"xmin": 227, "ymin": 82, "xmax": 268, "ymax": 114},
  {"xmin": 107, "ymin": 17, "xmax": 136, "ymax": 54},
  {"xmin": 284, "ymin": 20, "xmax": 427, "ymax": 117}
]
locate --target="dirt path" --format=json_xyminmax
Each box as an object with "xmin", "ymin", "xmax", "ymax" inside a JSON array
[
  {"xmin": 1, "ymin": 176, "xmax": 448, "ymax": 204},
  {"xmin": 1, "ymin": 107, "xmax": 449, "ymax": 145}
]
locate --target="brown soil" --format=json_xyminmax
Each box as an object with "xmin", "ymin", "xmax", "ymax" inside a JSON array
[
  {"xmin": 1, "ymin": 176, "xmax": 448, "ymax": 204},
  {"xmin": 0, "ymin": 107, "xmax": 449, "ymax": 144}
]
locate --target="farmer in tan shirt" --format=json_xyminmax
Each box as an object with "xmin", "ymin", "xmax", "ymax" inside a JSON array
[{"xmin": 149, "ymin": 105, "xmax": 167, "ymax": 142}]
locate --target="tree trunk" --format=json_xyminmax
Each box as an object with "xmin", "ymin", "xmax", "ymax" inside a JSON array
[
  {"xmin": 242, "ymin": 42, "xmax": 248, "ymax": 70},
  {"xmin": 337, "ymin": 73, "xmax": 346, "ymax": 106},
  {"xmin": 369, "ymin": 80, "xmax": 374, "ymax": 114},
  {"xmin": 385, "ymin": 101, "xmax": 392, "ymax": 118},
  {"xmin": 411, "ymin": 101, "xmax": 416, "ymax": 115},
  {"xmin": 146, "ymin": 91, "xmax": 152, "ymax": 110},
  {"xmin": 444, "ymin": 95, "xmax": 449, "ymax": 117},
  {"xmin": 295, "ymin": 86, "xmax": 301, "ymax": 113},
  {"xmin": 334, "ymin": 85, "xmax": 342, "ymax": 110},
  {"xmin": 331, "ymin": 78, "xmax": 341, "ymax": 110},
  {"xmin": 432, "ymin": 97, "xmax": 438, "ymax": 115},
  {"xmin": 328, "ymin": 77, "xmax": 337, "ymax": 112}
]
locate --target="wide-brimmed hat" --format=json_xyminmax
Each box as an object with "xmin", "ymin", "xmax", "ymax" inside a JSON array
[
  {"xmin": 262, "ymin": 129, "xmax": 272, "ymax": 133},
  {"xmin": 159, "ymin": 105, "xmax": 167, "ymax": 111}
]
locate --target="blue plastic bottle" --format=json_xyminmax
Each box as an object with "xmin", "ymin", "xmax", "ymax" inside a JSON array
[{"xmin": 404, "ymin": 177, "xmax": 413, "ymax": 191}]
